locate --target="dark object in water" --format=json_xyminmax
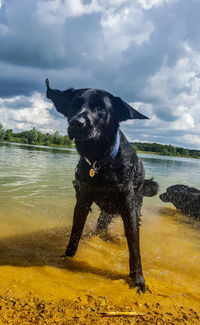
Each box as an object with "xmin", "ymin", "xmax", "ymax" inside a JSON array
[
  {"xmin": 143, "ymin": 179, "xmax": 158, "ymax": 197},
  {"xmin": 46, "ymin": 79, "xmax": 158, "ymax": 293},
  {"xmin": 160, "ymin": 185, "xmax": 200, "ymax": 219}
]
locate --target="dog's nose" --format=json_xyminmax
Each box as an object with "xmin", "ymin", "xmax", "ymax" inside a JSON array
[{"xmin": 69, "ymin": 118, "xmax": 85, "ymax": 129}]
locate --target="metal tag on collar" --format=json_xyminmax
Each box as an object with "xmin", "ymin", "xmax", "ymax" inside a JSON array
[{"xmin": 89, "ymin": 162, "xmax": 97, "ymax": 177}]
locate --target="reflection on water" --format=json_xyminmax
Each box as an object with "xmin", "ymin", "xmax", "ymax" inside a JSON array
[{"xmin": 0, "ymin": 142, "xmax": 200, "ymax": 305}]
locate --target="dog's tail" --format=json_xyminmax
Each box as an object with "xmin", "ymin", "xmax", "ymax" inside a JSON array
[{"xmin": 143, "ymin": 179, "xmax": 158, "ymax": 197}]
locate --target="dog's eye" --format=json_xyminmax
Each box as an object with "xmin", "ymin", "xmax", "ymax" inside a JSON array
[
  {"xmin": 93, "ymin": 106, "xmax": 102, "ymax": 113},
  {"xmin": 93, "ymin": 106, "xmax": 107, "ymax": 114},
  {"xmin": 92, "ymin": 106, "xmax": 107, "ymax": 120}
]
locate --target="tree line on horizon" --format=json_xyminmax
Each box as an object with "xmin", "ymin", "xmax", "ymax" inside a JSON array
[
  {"xmin": 133, "ymin": 142, "xmax": 200, "ymax": 159},
  {"xmin": 0, "ymin": 124, "xmax": 199, "ymax": 158},
  {"xmin": 0, "ymin": 124, "xmax": 73, "ymax": 147}
]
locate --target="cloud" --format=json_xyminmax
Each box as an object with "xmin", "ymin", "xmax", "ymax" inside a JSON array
[
  {"xmin": 137, "ymin": 0, "xmax": 176, "ymax": 10},
  {"xmin": 0, "ymin": 93, "xmax": 67, "ymax": 134},
  {"xmin": 101, "ymin": 5, "xmax": 154, "ymax": 54},
  {"xmin": 2, "ymin": 96, "xmax": 33, "ymax": 109},
  {"xmin": 0, "ymin": 0, "xmax": 200, "ymax": 149},
  {"xmin": 36, "ymin": 0, "xmax": 100, "ymax": 24},
  {"xmin": 142, "ymin": 44, "xmax": 200, "ymax": 133}
]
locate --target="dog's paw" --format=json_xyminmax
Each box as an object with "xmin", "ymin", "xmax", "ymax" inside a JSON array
[
  {"xmin": 129, "ymin": 275, "xmax": 146, "ymax": 294},
  {"xmin": 61, "ymin": 254, "xmax": 70, "ymax": 259},
  {"xmin": 62, "ymin": 247, "xmax": 76, "ymax": 258}
]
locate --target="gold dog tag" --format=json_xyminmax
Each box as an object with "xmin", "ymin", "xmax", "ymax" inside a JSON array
[
  {"xmin": 89, "ymin": 168, "xmax": 95, "ymax": 177},
  {"xmin": 89, "ymin": 163, "xmax": 96, "ymax": 177}
]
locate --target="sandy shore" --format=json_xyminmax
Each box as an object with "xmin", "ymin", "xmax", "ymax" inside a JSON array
[
  {"xmin": 0, "ymin": 205, "xmax": 200, "ymax": 324},
  {"xmin": 0, "ymin": 291, "xmax": 200, "ymax": 324},
  {"xmin": 0, "ymin": 282, "xmax": 200, "ymax": 324}
]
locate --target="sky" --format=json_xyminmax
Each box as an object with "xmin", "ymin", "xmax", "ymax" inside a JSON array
[{"xmin": 0, "ymin": 0, "xmax": 200, "ymax": 149}]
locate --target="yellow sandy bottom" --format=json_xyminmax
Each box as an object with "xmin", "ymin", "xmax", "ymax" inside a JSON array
[{"xmin": 0, "ymin": 202, "xmax": 200, "ymax": 324}]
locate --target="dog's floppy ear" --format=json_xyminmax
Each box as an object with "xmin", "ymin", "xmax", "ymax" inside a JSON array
[
  {"xmin": 113, "ymin": 96, "xmax": 149, "ymax": 122},
  {"xmin": 45, "ymin": 79, "xmax": 75, "ymax": 117}
]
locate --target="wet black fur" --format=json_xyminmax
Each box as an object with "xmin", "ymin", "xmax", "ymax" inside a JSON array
[
  {"xmin": 160, "ymin": 185, "xmax": 200, "ymax": 219},
  {"xmin": 46, "ymin": 79, "xmax": 158, "ymax": 293}
]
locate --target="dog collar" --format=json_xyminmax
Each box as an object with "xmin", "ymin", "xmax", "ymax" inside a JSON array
[
  {"xmin": 84, "ymin": 129, "xmax": 120, "ymax": 177},
  {"xmin": 111, "ymin": 129, "xmax": 120, "ymax": 159}
]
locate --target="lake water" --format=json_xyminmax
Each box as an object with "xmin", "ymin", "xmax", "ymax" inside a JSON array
[
  {"xmin": 0, "ymin": 142, "xmax": 200, "ymax": 311},
  {"xmin": 0, "ymin": 142, "xmax": 199, "ymax": 232}
]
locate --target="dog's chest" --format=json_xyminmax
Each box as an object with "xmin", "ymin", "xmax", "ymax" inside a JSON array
[
  {"xmin": 74, "ymin": 176, "xmax": 130, "ymax": 214},
  {"xmin": 74, "ymin": 150, "xmax": 143, "ymax": 214}
]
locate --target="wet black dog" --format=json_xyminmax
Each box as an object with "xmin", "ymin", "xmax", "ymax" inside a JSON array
[
  {"xmin": 46, "ymin": 79, "xmax": 158, "ymax": 293},
  {"xmin": 160, "ymin": 185, "xmax": 200, "ymax": 219}
]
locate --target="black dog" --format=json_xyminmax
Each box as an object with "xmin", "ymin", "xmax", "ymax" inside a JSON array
[
  {"xmin": 160, "ymin": 185, "xmax": 200, "ymax": 219},
  {"xmin": 46, "ymin": 79, "xmax": 158, "ymax": 293}
]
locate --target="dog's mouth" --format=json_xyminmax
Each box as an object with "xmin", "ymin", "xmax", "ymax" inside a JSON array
[{"xmin": 159, "ymin": 193, "xmax": 169, "ymax": 202}]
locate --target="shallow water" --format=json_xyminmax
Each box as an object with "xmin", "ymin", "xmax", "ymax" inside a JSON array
[{"xmin": 0, "ymin": 142, "xmax": 200, "ymax": 312}]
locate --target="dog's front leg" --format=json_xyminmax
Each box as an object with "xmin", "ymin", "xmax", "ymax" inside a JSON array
[
  {"xmin": 63, "ymin": 196, "xmax": 93, "ymax": 258},
  {"xmin": 121, "ymin": 193, "xmax": 145, "ymax": 293}
]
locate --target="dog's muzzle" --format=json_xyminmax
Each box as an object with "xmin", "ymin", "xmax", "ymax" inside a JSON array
[
  {"xmin": 68, "ymin": 118, "xmax": 86, "ymax": 140},
  {"xmin": 159, "ymin": 192, "xmax": 169, "ymax": 202}
]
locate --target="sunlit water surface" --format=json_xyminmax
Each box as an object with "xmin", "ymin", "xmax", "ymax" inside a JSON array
[{"xmin": 0, "ymin": 142, "xmax": 200, "ymax": 306}]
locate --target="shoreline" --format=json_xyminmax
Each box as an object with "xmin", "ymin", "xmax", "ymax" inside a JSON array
[{"xmin": 1, "ymin": 140, "xmax": 200, "ymax": 160}]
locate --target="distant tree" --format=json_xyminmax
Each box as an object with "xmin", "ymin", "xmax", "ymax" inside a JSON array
[
  {"xmin": 0, "ymin": 124, "xmax": 5, "ymax": 141},
  {"xmin": 52, "ymin": 131, "xmax": 62, "ymax": 145},
  {"xmin": 161, "ymin": 147, "xmax": 170, "ymax": 155},
  {"xmin": 4, "ymin": 129, "xmax": 13, "ymax": 141},
  {"xmin": 43, "ymin": 133, "xmax": 50, "ymax": 146},
  {"xmin": 37, "ymin": 131, "xmax": 45, "ymax": 144},
  {"xmin": 168, "ymin": 144, "xmax": 176, "ymax": 156},
  {"xmin": 47, "ymin": 133, "xmax": 54, "ymax": 144},
  {"xmin": 27, "ymin": 127, "xmax": 38, "ymax": 144},
  {"xmin": 177, "ymin": 148, "xmax": 189, "ymax": 157},
  {"xmin": 63, "ymin": 135, "xmax": 72, "ymax": 147}
]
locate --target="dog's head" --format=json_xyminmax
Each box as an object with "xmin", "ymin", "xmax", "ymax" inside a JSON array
[
  {"xmin": 45, "ymin": 79, "xmax": 148, "ymax": 141},
  {"xmin": 160, "ymin": 185, "xmax": 189, "ymax": 202}
]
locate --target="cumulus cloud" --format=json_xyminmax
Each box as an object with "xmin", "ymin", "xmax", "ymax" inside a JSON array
[
  {"xmin": 101, "ymin": 5, "xmax": 154, "ymax": 53},
  {"xmin": 0, "ymin": 93, "xmax": 67, "ymax": 134},
  {"xmin": 36, "ymin": 0, "xmax": 100, "ymax": 24},
  {"xmin": 0, "ymin": 0, "xmax": 200, "ymax": 149},
  {"xmin": 137, "ymin": 0, "xmax": 176, "ymax": 10}
]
